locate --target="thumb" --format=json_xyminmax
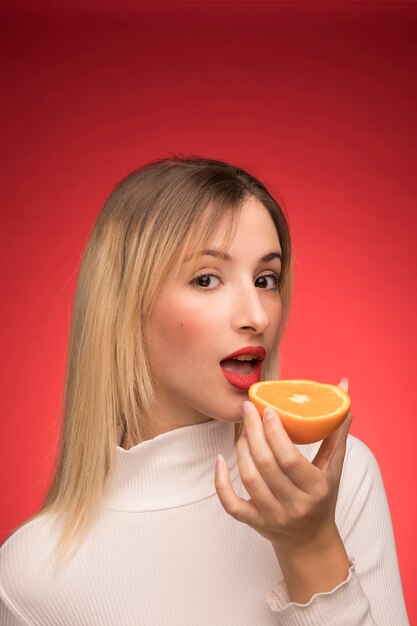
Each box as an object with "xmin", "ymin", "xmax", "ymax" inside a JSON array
[{"xmin": 312, "ymin": 377, "xmax": 351, "ymax": 472}]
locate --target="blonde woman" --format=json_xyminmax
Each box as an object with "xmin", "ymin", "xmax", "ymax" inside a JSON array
[{"xmin": 0, "ymin": 156, "xmax": 409, "ymax": 625}]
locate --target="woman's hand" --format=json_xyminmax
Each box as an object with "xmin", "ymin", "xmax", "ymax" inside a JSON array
[{"xmin": 214, "ymin": 379, "xmax": 352, "ymax": 553}]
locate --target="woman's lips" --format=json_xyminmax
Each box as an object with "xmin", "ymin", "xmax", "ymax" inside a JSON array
[{"xmin": 220, "ymin": 360, "xmax": 262, "ymax": 390}]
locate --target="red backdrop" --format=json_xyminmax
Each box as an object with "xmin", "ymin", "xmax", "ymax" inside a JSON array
[{"xmin": 1, "ymin": 1, "xmax": 416, "ymax": 621}]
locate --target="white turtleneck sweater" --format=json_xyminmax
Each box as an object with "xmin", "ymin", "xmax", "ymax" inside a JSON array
[{"xmin": 0, "ymin": 419, "xmax": 410, "ymax": 625}]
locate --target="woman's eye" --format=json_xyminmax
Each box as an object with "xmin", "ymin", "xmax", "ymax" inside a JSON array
[
  {"xmin": 191, "ymin": 273, "xmax": 221, "ymax": 290},
  {"xmin": 190, "ymin": 273, "xmax": 281, "ymax": 291},
  {"xmin": 257, "ymin": 274, "xmax": 281, "ymax": 290}
]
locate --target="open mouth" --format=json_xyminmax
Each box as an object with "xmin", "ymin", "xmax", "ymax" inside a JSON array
[
  {"xmin": 219, "ymin": 357, "xmax": 259, "ymax": 376},
  {"xmin": 219, "ymin": 357, "xmax": 262, "ymax": 390}
]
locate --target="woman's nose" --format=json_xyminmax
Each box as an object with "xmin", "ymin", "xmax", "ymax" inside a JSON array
[{"xmin": 232, "ymin": 283, "xmax": 271, "ymax": 333}]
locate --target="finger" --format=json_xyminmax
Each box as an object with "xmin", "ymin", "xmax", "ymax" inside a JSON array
[
  {"xmin": 312, "ymin": 378, "xmax": 352, "ymax": 473},
  {"xmin": 329, "ymin": 408, "xmax": 352, "ymax": 473},
  {"xmin": 235, "ymin": 432, "xmax": 287, "ymax": 515},
  {"xmin": 312, "ymin": 378, "xmax": 352, "ymax": 470},
  {"xmin": 242, "ymin": 402, "xmax": 298, "ymax": 503},
  {"xmin": 244, "ymin": 401, "xmax": 323, "ymax": 495},
  {"xmin": 214, "ymin": 453, "xmax": 261, "ymax": 527}
]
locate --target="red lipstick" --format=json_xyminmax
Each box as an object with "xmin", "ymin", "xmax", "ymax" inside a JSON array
[
  {"xmin": 221, "ymin": 345, "xmax": 266, "ymax": 361},
  {"xmin": 220, "ymin": 345, "xmax": 265, "ymax": 390}
]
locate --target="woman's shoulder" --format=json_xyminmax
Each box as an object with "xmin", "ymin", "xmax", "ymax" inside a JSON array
[
  {"xmin": 0, "ymin": 513, "xmax": 61, "ymax": 605},
  {"xmin": 1, "ymin": 511, "xmax": 58, "ymax": 551},
  {"xmin": 297, "ymin": 433, "xmax": 383, "ymax": 496},
  {"xmin": 298, "ymin": 433, "xmax": 387, "ymax": 525},
  {"xmin": 297, "ymin": 432, "xmax": 378, "ymax": 467},
  {"xmin": 344, "ymin": 433, "xmax": 381, "ymax": 475}
]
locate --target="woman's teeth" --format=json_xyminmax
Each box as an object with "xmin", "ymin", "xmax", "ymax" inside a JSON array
[{"xmin": 220, "ymin": 357, "xmax": 257, "ymax": 375}]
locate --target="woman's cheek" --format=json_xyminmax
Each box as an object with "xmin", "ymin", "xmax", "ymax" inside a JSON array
[
  {"xmin": 176, "ymin": 316, "xmax": 210, "ymax": 341},
  {"xmin": 154, "ymin": 310, "xmax": 206, "ymax": 352}
]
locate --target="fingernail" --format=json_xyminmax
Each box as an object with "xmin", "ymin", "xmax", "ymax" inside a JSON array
[
  {"xmin": 215, "ymin": 453, "xmax": 225, "ymax": 477},
  {"xmin": 263, "ymin": 407, "xmax": 276, "ymax": 422},
  {"xmin": 341, "ymin": 377, "xmax": 349, "ymax": 391},
  {"xmin": 242, "ymin": 401, "xmax": 253, "ymax": 414}
]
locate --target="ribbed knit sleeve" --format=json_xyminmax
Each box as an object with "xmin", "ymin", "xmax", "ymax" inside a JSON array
[
  {"xmin": 265, "ymin": 557, "xmax": 376, "ymax": 624},
  {"xmin": 263, "ymin": 437, "xmax": 410, "ymax": 625}
]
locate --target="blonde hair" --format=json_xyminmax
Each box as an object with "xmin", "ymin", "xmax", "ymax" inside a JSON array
[{"xmin": 6, "ymin": 155, "xmax": 293, "ymax": 569}]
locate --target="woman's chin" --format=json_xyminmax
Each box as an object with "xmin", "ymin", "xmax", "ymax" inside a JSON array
[{"xmin": 213, "ymin": 403, "xmax": 246, "ymax": 424}]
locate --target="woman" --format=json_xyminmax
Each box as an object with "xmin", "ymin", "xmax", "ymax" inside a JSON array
[{"xmin": 0, "ymin": 156, "xmax": 409, "ymax": 624}]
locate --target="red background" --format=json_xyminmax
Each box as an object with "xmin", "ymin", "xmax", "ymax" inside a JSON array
[{"xmin": 1, "ymin": 1, "xmax": 416, "ymax": 621}]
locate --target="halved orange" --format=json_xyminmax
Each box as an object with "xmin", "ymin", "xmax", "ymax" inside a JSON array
[{"xmin": 248, "ymin": 379, "xmax": 351, "ymax": 444}]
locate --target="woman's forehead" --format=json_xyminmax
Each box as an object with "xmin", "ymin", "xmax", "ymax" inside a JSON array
[
  {"xmin": 187, "ymin": 199, "xmax": 279, "ymax": 251},
  {"xmin": 183, "ymin": 204, "xmax": 237, "ymax": 249}
]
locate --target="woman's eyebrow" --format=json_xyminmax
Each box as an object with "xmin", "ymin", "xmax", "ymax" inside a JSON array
[{"xmin": 183, "ymin": 249, "xmax": 282, "ymax": 263}]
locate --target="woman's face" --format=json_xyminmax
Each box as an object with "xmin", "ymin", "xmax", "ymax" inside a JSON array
[{"xmin": 144, "ymin": 196, "xmax": 283, "ymax": 436}]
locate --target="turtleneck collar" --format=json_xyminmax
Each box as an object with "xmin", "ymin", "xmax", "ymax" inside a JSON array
[{"xmin": 101, "ymin": 419, "xmax": 240, "ymax": 512}]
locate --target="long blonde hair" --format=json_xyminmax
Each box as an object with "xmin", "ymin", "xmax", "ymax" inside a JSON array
[{"xmin": 7, "ymin": 155, "xmax": 293, "ymax": 568}]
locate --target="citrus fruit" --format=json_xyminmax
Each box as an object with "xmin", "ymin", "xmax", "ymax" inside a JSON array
[{"xmin": 248, "ymin": 379, "xmax": 351, "ymax": 444}]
